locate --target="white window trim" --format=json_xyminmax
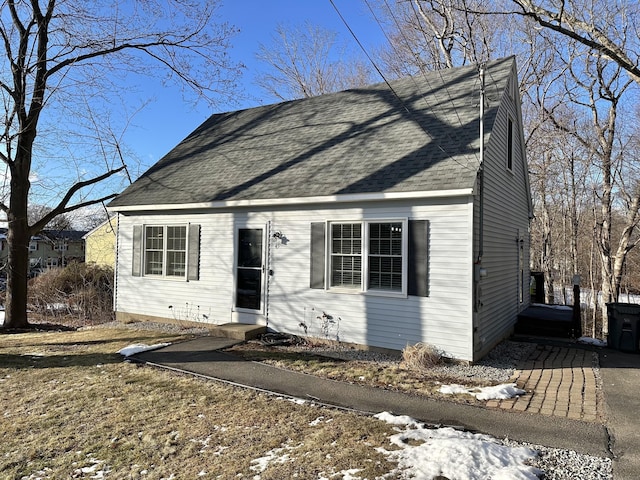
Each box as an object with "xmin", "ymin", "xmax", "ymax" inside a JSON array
[
  {"xmin": 326, "ymin": 218, "xmax": 408, "ymax": 298},
  {"xmin": 143, "ymin": 224, "xmax": 189, "ymax": 280}
]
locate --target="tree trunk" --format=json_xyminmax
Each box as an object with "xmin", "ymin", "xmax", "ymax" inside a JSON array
[
  {"xmin": 5, "ymin": 227, "xmax": 30, "ymax": 328},
  {"xmin": 600, "ymin": 259, "xmax": 615, "ymax": 337},
  {"xmin": 541, "ymin": 194, "xmax": 555, "ymax": 304},
  {"xmin": 4, "ymin": 163, "xmax": 32, "ymax": 329}
]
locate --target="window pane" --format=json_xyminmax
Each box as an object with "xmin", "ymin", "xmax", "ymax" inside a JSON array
[
  {"xmin": 166, "ymin": 226, "xmax": 187, "ymax": 277},
  {"xmin": 166, "ymin": 251, "xmax": 186, "ymax": 277},
  {"xmin": 368, "ymin": 222, "xmax": 403, "ymax": 291},
  {"xmin": 145, "ymin": 226, "xmax": 163, "ymax": 249},
  {"xmin": 144, "ymin": 226, "xmax": 164, "ymax": 275},
  {"xmin": 331, "ymin": 256, "xmax": 362, "ymax": 288},
  {"xmin": 331, "ymin": 223, "xmax": 361, "ymax": 254},
  {"xmin": 145, "ymin": 250, "xmax": 163, "ymax": 276},
  {"xmin": 167, "ymin": 226, "xmax": 186, "ymax": 251},
  {"xmin": 238, "ymin": 229, "xmax": 263, "ymax": 268},
  {"xmin": 331, "ymin": 223, "xmax": 362, "ymax": 288},
  {"xmin": 236, "ymin": 268, "xmax": 261, "ymax": 310}
]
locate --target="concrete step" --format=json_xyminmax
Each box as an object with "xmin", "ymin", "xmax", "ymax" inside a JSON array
[{"xmin": 209, "ymin": 322, "xmax": 266, "ymax": 341}]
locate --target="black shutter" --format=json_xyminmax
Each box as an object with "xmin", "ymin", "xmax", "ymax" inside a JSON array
[
  {"xmin": 187, "ymin": 224, "xmax": 201, "ymax": 281},
  {"xmin": 408, "ymin": 220, "xmax": 429, "ymax": 297},
  {"xmin": 132, "ymin": 225, "xmax": 142, "ymax": 277},
  {"xmin": 310, "ymin": 222, "xmax": 326, "ymax": 289}
]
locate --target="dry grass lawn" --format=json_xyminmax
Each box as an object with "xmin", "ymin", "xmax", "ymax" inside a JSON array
[
  {"xmin": 225, "ymin": 342, "xmax": 494, "ymax": 404},
  {"xmin": 0, "ymin": 327, "xmax": 397, "ymax": 479}
]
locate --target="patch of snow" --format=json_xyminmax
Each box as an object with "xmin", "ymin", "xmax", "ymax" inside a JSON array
[
  {"xmin": 117, "ymin": 343, "xmax": 171, "ymax": 357},
  {"xmin": 73, "ymin": 457, "xmax": 110, "ymax": 479},
  {"xmin": 374, "ymin": 412, "xmax": 542, "ymax": 479},
  {"xmin": 309, "ymin": 416, "xmax": 325, "ymax": 426},
  {"xmin": 439, "ymin": 383, "xmax": 526, "ymax": 400},
  {"xmin": 250, "ymin": 444, "xmax": 300, "ymax": 477},
  {"xmin": 531, "ymin": 303, "xmax": 573, "ymax": 311},
  {"xmin": 374, "ymin": 411, "xmax": 421, "ymax": 427},
  {"xmin": 578, "ymin": 337, "xmax": 607, "ymax": 347},
  {"xmin": 318, "ymin": 468, "xmax": 363, "ymax": 479}
]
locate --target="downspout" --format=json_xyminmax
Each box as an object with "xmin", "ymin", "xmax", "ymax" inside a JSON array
[
  {"xmin": 265, "ymin": 220, "xmax": 272, "ymax": 328},
  {"xmin": 473, "ymin": 63, "xmax": 486, "ymax": 358},
  {"xmin": 477, "ymin": 63, "xmax": 485, "ymax": 266},
  {"xmin": 113, "ymin": 212, "xmax": 120, "ymax": 316}
]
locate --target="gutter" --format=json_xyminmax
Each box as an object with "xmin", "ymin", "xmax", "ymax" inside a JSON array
[{"xmin": 107, "ymin": 188, "xmax": 475, "ymax": 213}]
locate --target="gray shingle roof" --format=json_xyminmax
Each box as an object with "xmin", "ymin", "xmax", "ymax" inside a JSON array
[{"xmin": 109, "ymin": 57, "xmax": 515, "ymax": 208}]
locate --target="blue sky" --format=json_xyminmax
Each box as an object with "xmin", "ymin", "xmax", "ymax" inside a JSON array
[{"xmin": 124, "ymin": 0, "xmax": 386, "ymax": 175}]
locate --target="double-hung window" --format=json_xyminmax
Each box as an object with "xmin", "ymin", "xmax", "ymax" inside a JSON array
[
  {"xmin": 368, "ymin": 222, "xmax": 403, "ymax": 291},
  {"xmin": 329, "ymin": 220, "xmax": 406, "ymax": 295},
  {"xmin": 331, "ymin": 223, "xmax": 362, "ymax": 288},
  {"xmin": 132, "ymin": 223, "xmax": 200, "ymax": 280},
  {"xmin": 144, "ymin": 225, "xmax": 187, "ymax": 278}
]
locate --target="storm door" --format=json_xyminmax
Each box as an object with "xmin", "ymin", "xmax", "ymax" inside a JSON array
[{"xmin": 235, "ymin": 228, "xmax": 264, "ymax": 311}]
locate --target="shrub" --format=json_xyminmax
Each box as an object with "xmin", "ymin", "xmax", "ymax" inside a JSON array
[
  {"xmin": 402, "ymin": 342, "xmax": 444, "ymax": 370},
  {"xmin": 27, "ymin": 262, "xmax": 114, "ymax": 324}
]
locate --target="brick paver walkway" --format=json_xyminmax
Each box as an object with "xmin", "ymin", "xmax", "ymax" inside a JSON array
[{"xmin": 486, "ymin": 344, "xmax": 601, "ymax": 423}]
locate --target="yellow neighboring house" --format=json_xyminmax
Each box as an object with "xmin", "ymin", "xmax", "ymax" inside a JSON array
[{"xmin": 83, "ymin": 216, "xmax": 117, "ymax": 268}]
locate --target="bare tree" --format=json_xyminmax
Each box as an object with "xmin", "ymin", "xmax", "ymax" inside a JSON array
[
  {"xmin": 0, "ymin": 0, "xmax": 241, "ymax": 329},
  {"xmin": 254, "ymin": 22, "xmax": 374, "ymax": 101},
  {"xmin": 544, "ymin": 48, "xmax": 638, "ymax": 331},
  {"xmin": 374, "ymin": 0, "xmax": 498, "ymax": 76}
]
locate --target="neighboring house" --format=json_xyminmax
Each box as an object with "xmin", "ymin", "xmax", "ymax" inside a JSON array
[
  {"xmin": 83, "ymin": 217, "xmax": 118, "ymax": 268},
  {"xmin": 108, "ymin": 56, "xmax": 532, "ymax": 362},
  {"xmin": 0, "ymin": 229, "xmax": 87, "ymax": 272}
]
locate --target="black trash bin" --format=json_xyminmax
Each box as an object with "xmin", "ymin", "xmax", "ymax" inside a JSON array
[{"xmin": 607, "ymin": 303, "xmax": 640, "ymax": 353}]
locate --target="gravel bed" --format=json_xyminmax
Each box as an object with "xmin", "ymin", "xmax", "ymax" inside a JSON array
[
  {"xmin": 502, "ymin": 439, "xmax": 612, "ymax": 480},
  {"xmin": 81, "ymin": 320, "xmax": 212, "ymax": 336},
  {"xmin": 434, "ymin": 340, "xmax": 538, "ymax": 382},
  {"xmin": 279, "ymin": 336, "xmax": 536, "ymax": 383}
]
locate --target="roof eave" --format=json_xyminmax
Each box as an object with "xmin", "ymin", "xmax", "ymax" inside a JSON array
[{"xmin": 108, "ymin": 188, "xmax": 475, "ymax": 213}]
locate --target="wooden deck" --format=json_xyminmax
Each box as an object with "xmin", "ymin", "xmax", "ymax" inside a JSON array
[{"xmin": 515, "ymin": 304, "xmax": 575, "ymax": 338}]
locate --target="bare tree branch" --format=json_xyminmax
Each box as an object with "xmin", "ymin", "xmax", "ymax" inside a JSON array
[
  {"xmin": 508, "ymin": 0, "xmax": 640, "ymax": 84},
  {"xmin": 29, "ymin": 165, "xmax": 126, "ymax": 235}
]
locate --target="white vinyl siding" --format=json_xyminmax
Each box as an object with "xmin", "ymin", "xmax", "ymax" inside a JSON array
[
  {"xmin": 114, "ymin": 197, "xmax": 475, "ymax": 360},
  {"xmin": 474, "ymin": 66, "xmax": 531, "ymax": 359}
]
